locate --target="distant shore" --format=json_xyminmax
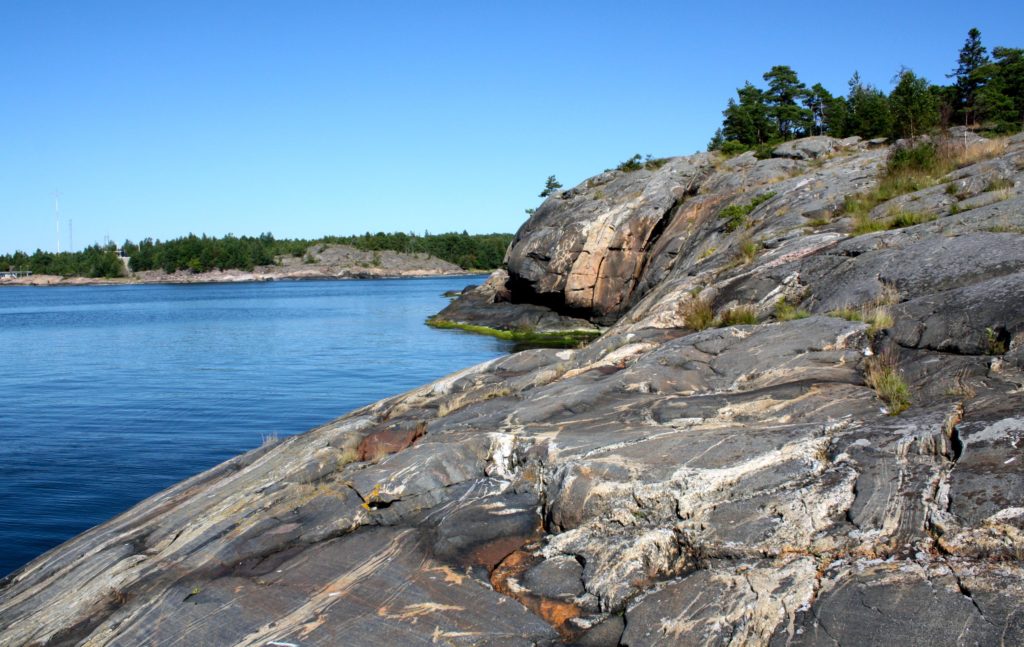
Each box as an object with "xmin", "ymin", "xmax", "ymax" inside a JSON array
[
  {"xmin": 0, "ymin": 244, "xmax": 491, "ymax": 287},
  {"xmin": 0, "ymin": 268, "xmax": 485, "ymax": 287}
]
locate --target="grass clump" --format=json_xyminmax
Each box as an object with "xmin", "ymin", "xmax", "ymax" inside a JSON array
[
  {"xmin": 865, "ymin": 306, "xmax": 893, "ymax": 335},
  {"xmin": 984, "ymin": 177, "xmax": 1014, "ymax": 193},
  {"xmin": 680, "ymin": 295, "xmax": 715, "ymax": 331},
  {"xmin": 987, "ymin": 223, "xmax": 1024, "ymax": 234},
  {"xmin": 720, "ymin": 191, "xmax": 777, "ymax": 232},
  {"xmin": 865, "ymin": 349, "xmax": 911, "ymax": 415},
  {"xmin": 850, "ymin": 212, "xmax": 889, "ymax": 235},
  {"xmin": 985, "ymin": 327, "xmax": 1008, "ymax": 355},
  {"xmin": 716, "ymin": 305, "xmax": 758, "ymax": 326},
  {"xmin": 831, "ymin": 306, "xmax": 863, "ymax": 322},
  {"xmin": 953, "ymin": 137, "xmax": 1008, "ymax": 168},
  {"xmin": 887, "ymin": 211, "xmax": 937, "ymax": 229},
  {"xmin": 845, "ymin": 138, "xmax": 1010, "ymax": 235},
  {"xmin": 774, "ymin": 298, "xmax": 810, "ymax": 321},
  {"xmin": 736, "ymin": 237, "xmax": 762, "ymax": 264},
  {"xmin": 830, "ymin": 305, "xmax": 893, "ymax": 334},
  {"xmin": 851, "ymin": 208, "xmax": 937, "ymax": 235},
  {"xmin": 426, "ymin": 317, "xmax": 600, "ymax": 348}
]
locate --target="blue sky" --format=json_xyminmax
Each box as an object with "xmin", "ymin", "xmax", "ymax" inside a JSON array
[{"xmin": 2, "ymin": 1, "xmax": 1022, "ymax": 253}]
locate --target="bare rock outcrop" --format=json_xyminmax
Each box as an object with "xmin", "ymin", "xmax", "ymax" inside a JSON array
[
  {"xmin": 2, "ymin": 132, "xmax": 1023, "ymax": 645},
  {"xmin": 504, "ymin": 155, "xmax": 716, "ymax": 322}
]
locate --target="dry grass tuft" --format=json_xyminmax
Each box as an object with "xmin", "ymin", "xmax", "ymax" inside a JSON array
[
  {"xmin": 830, "ymin": 286, "xmax": 898, "ymax": 334},
  {"xmin": 865, "ymin": 306, "xmax": 894, "ymax": 335},
  {"xmin": 865, "ymin": 349, "xmax": 911, "ymax": 415},
  {"xmin": 680, "ymin": 294, "xmax": 715, "ymax": 331},
  {"xmin": 949, "ymin": 137, "xmax": 1008, "ymax": 168},
  {"xmin": 774, "ymin": 298, "xmax": 810, "ymax": 321},
  {"xmin": 877, "ymin": 283, "xmax": 900, "ymax": 306},
  {"xmin": 845, "ymin": 136, "xmax": 1010, "ymax": 235},
  {"xmin": 737, "ymin": 237, "xmax": 761, "ymax": 264},
  {"xmin": 716, "ymin": 304, "xmax": 758, "ymax": 327}
]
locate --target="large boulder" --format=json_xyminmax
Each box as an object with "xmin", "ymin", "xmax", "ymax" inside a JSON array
[{"xmin": 772, "ymin": 135, "xmax": 842, "ymax": 159}]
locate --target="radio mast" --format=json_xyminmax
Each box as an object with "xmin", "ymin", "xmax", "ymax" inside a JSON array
[{"xmin": 54, "ymin": 190, "xmax": 61, "ymax": 254}]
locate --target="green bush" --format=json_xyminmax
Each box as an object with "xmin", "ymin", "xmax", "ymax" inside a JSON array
[
  {"xmin": 720, "ymin": 140, "xmax": 749, "ymax": 156},
  {"xmin": 643, "ymin": 154, "xmax": 669, "ymax": 170},
  {"xmin": 617, "ymin": 154, "xmax": 644, "ymax": 172},
  {"xmin": 887, "ymin": 141, "xmax": 939, "ymax": 175},
  {"xmin": 720, "ymin": 192, "xmax": 777, "ymax": 231}
]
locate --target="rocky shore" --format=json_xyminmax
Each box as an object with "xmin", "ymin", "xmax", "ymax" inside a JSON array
[
  {"xmin": 2, "ymin": 132, "xmax": 1023, "ymax": 646},
  {"xmin": 0, "ymin": 244, "xmax": 473, "ymax": 286}
]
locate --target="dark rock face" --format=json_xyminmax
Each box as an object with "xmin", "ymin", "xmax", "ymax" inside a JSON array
[
  {"xmin": 2, "ymin": 132, "xmax": 1024, "ymax": 645},
  {"xmin": 433, "ymin": 269, "xmax": 599, "ymax": 333}
]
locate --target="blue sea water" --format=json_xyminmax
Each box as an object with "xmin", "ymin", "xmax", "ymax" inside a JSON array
[{"xmin": 0, "ymin": 277, "xmax": 511, "ymax": 577}]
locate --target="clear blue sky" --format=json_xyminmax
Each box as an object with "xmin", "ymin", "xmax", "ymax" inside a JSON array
[{"xmin": 2, "ymin": 1, "xmax": 1022, "ymax": 253}]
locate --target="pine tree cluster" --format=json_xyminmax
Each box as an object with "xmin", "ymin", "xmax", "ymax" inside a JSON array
[{"xmin": 708, "ymin": 29, "xmax": 1023, "ymax": 155}]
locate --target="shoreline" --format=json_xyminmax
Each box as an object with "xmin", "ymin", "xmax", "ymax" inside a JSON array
[{"xmin": 0, "ymin": 267, "xmax": 491, "ymax": 287}]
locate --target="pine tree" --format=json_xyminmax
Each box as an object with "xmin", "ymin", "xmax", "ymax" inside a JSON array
[
  {"xmin": 722, "ymin": 82, "xmax": 772, "ymax": 146},
  {"xmin": 539, "ymin": 175, "xmax": 563, "ymax": 198},
  {"xmin": 949, "ymin": 28, "xmax": 990, "ymax": 125},
  {"xmin": 707, "ymin": 128, "xmax": 725, "ymax": 151},
  {"xmin": 974, "ymin": 47, "xmax": 1024, "ymax": 132},
  {"xmin": 847, "ymin": 72, "xmax": 893, "ymax": 138},
  {"xmin": 762, "ymin": 65, "xmax": 811, "ymax": 140},
  {"xmin": 805, "ymin": 83, "xmax": 836, "ymax": 135}
]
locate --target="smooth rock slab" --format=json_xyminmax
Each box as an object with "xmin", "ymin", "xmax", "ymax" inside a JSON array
[{"xmin": 776, "ymin": 561, "xmax": 1023, "ymax": 647}]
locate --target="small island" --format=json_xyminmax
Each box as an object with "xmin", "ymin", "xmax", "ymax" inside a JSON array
[{"xmin": 0, "ymin": 231, "xmax": 512, "ymax": 286}]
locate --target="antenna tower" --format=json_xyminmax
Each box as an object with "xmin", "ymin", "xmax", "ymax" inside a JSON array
[{"xmin": 55, "ymin": 190, "xmax": 61, "ymax": 253}]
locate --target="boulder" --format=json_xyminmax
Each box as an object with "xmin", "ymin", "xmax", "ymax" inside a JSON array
[{"xmin": 771, "ymin": 135, "xmax": 838, "ymax": 159}]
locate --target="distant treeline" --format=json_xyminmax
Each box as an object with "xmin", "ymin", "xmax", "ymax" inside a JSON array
[
  {"xmin": 1, "ymin": 231, "xmax": 513, "ymax": 278},
  {"xmin": 318, "ymin": 231, "xmax": 512, "ymax": 270},
  {"xmin": 708, "ymin": 28, "xmax": 1023, "ymax": 155},
  {"xmin": 1, "ymin": 244, "xmax": 127, "ymax": 278}
]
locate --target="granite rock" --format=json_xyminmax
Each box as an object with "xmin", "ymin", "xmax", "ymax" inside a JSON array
[{"xmin": 2, "ymin": 134, "xmax": 1023, "ymax": 646}]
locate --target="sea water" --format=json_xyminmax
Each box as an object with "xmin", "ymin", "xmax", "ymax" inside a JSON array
[{"xmin": 0, "ymin": 277, "xmax": 510, "ymax": 576}]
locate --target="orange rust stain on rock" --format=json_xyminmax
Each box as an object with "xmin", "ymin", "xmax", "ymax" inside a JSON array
[
  {"xmin": 357, "ymin": 421, "xmax": 426, "ymax": 461},
  {"xmin": 535, "ymin": 598, "xmax": 583, "ymax": 636},
  {"xmin": 466, "ymin": 535, "xmax": 537, "ymax": 572},
  {"xmin": 491, "ymin": 549, "xmax": 539, "ymax": 596},
  {"xmin": 490, "ymin": 550, "xmax": 583, "ymax": 642}
]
